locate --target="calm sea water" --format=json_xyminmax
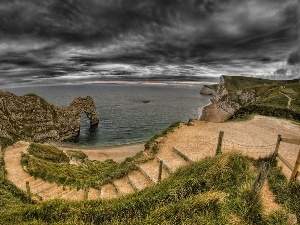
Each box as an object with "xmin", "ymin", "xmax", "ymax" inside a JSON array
[{"xmin": 4, "ymin": 82, "xmax": 211, "ymax": 147}]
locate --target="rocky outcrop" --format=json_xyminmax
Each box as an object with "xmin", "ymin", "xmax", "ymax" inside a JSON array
[
  {"xmin": 0, "ymin": 91, "xmax": 99, "ymax": 143},
  {"xmin": 200, "ymin": 85, "xmax": 217, "ymax": 96},
  {"xmin": 200, "ymin": 75, "xmax": 257, "ymax": 122}
]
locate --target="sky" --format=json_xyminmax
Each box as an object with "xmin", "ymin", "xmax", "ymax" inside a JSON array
[{"xmin": 0, "ymin": 0, "xmax": 299, "ymax": 88}]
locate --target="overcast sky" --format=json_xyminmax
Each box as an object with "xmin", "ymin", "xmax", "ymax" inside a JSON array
[{"xmin": 0, "ymin": 0, "xmax": 298, "ymax": 87}]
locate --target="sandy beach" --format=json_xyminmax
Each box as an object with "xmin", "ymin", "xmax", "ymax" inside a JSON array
[{"xmin": 59, "ymin": 142, "xmax": 145, "ymax": 163}]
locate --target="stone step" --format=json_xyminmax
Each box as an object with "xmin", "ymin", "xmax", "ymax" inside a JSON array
[
  {"xmin": 156, "ymin": 150, "xmax": 188, "ymax": 174},
  {"xmin": 14, "ymin": 176, "xmax": 37, "ymax": 190},
  {"xmin": 38, "ymin": 185, "xmax": 65, "ymax": 199},
  {"xmin": 49, "ymin": 187, "xmax": 73, "ymax": 200},
  {"xmin": 61, "ymin": 188, "xmax": 78, "ymax": 200},
  {"xmin": 127, "ymin": 170, "xmax": 153, "ymax": 191},
  {"xmin": 113, "ymin": 177, "xmax": 135, "ymax": 195},
  {"xmin": 28, "ymin": 179, "xmax": 45, "ymax": 188},
  {"xmin": 72, "ymin": 189, "xmax": 85, "ymax": 200},
  {"xmin": 100, "ymin": 183, "xmax": 118, "ymax": 199},
  {"xmin": 88, "ymin": 188, "xmax": 101, "ymax": 200},
  {"xmin": 30, "ymin": 182, "xmax": 54, "ymax": 194},
  {"xmin": 138, "ymin": 160, "xmax": 169, "ymax": 184},
  {"xmin": 173, "ymin": 147, "xmax": 193, "ymax": 162}
]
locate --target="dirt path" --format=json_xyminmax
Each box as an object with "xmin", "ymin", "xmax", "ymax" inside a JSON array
[
  {"xmin": 280, "ymin": 92, "xmax": 293, "ymax": 109},
  {"xmin": 4, "ymin": 141, "xmax": 101, "ymax": 201},
  {"xmin": 4, "ymin": 115, "xmax": 300, "ymax": 200}
]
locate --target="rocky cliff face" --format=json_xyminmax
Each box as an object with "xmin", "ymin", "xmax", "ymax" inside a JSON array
[
  {"xmin": 200, "ymin": 75, "xmax": 257, "ymax": 122},
  {"xmin": 0, "ymin": 91, "xmax": 99, "ymax": 143}
]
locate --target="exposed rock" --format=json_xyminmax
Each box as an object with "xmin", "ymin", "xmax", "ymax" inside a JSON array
[
  {"xmin": 200, "ymin": 75, "xmax": 258, "ymax": 122},
  {"xmin": 0, "ymin": 91, "xmax": 99, "ymax": 143},
  {"xmin": 200, "ymin": 85, "xmax": 217, "ymax": 96}
]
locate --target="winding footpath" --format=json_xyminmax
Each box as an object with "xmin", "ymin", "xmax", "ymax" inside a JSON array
[{"xmin": 4, "ymin": 116, "xmax": 300, "ymax": 200}]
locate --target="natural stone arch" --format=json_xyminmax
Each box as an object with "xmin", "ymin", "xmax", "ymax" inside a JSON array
[
  {"xmin": 0, "ymin": 91, "xmax": 100, "ymax": 143},
  {"xmin": 68, "ymin": 96, "xmax": 99, "ymax": 127}
]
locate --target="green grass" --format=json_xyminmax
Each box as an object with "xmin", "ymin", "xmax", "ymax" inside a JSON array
[
  {"xmin": 65, "ymin": 150, "xmax": 88, "ymax": 162},
  {"xmin": 268, "ymin": 165, "xmax": 300, "ymax": 221},
  {"xmin": 2, "ymin": 152, "xmax": 296, "ymax": 224},
  {"xmin": 212, "ymin": 76, "xmax": 300, "ymax": 122},
  {"xmin": 28, "ymin": 143, "xmax": 69, "ymax": 163},
  {"xmin": 21, "ymin": 143, "xmax": 145, "ymax": 189}
]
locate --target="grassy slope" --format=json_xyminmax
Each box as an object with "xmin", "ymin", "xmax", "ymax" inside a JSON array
[
  {"xmin": 21, "ymin": 143, "xmax": 140, "ymax": 189},
  {"xmin": 1, "ymin": 152, "xmax": 299, "ymax": 224},
  {"xmin": 219, "ymin": 76, "xmax": 300, "ymax": 120}
]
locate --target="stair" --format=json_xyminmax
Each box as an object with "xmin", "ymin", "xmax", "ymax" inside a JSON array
[
  {"xmin": 100, "ymin": 183, "xmax": 118, "ymax": 199},
  {"xmin": 88, "ymin": 188, "xmax": 101, "ymax": 200},
  {"xmin": 113, "ymin": 177, "xmax": 135, "ymax": 195},
  {"xmin": 3, "ymin": 141, "xmax": 195, "ymax": 201},
  {"xmin": 156, "ymin": 150, "xmax": 188, "ymax": 173},
  {"xmin": 127, "ymin": 170, "xmax": 153, "ymax": 191},
  {"xmin": 138, "ymin": 160, "xmax": 169, "ymax": 184}
]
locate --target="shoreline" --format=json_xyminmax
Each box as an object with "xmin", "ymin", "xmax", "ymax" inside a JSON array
[{"xmin": 200, "ymin": 98, "xmax": 230, "ymax": 123}]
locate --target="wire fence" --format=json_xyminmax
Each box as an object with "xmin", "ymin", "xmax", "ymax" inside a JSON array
[{"xmin": 222, "ymin": 139, "xmax": 276, "ymax": 159}]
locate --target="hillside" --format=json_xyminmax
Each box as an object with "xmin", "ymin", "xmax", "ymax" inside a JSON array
[
  {"xmin": 200, "ymin": 76, "xmax": 300, "ymax": 122},
  {"xmin": 1, "ymin": 115, "xmax": 299, "ymax": 224},
  {"xmin": 0, "ymin": 151, "xmax": 299, "ymax": 225},
  {"xmin": 0, "ymin": 91, "xmax": 99, "ymax": 145}
]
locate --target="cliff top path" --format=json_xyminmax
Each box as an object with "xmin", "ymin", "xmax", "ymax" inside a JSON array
[{"xmin": 4, "ymin": 115, "xmax": 300, "ymax": 200}]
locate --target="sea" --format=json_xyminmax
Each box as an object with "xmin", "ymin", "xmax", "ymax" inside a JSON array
[{"xmin": 3, "ymin": 82, "xmax": 213, "ymax": 147}]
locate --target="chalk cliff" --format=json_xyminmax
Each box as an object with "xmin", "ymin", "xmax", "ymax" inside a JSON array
[
  {"xmin": 0, "ymin": 91, "xmax": 99, "ymax": 142},
  {"xmin": 200, "ymin": 76, "xmax": 259, "ymax": 122},
  {"xmin": 200, "ymin": 75, "xmax": 300, "ymax": 122}
]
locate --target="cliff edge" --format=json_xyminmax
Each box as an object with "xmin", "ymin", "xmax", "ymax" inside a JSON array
[
  {"xmin": 200, "ymin": 75, "xmax": 300, "ymax": 122},
  {"xmin": 0, "ymin": 91, "xmax": 99, "ymax": 143}
]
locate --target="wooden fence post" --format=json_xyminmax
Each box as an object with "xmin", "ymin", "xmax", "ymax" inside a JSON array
[
  {"xmin": 216, "ymin": 131, "xmax": 224, "ymax": 155},
  {"xmin": 272, "ymin": 134, "xmax": 281, "ymax": 161},
  {"xmin": 3, "ymin": 166, "xmax": 7, "ymax": 181},
  {"xmin": 26, "ymin": 181, "xmax": 31, "ymax": 201},
  {"xmin": 84, "ymin": 185, "xmax": 89, "ymax": 200},
  {"xmin": 158, "ymin": 160, "xmax": 163, "ymax": 183},
  {"xmin": 290, "ymin": 149, "xmax": 300, "ymax": 182},
  {"xmin": 252, "ymin": 162, "xmax": 270, "ymax": 195}
]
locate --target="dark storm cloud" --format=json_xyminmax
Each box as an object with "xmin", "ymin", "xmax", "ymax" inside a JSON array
[
  {"xmin": 0, "ymin": 0, "xmax": 298, "ymax": 86},
  {"xmin": 0, "ymin": 0, "xmax": 297, "ymax": 44}
]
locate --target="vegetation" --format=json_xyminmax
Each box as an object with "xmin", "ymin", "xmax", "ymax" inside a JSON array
[
  {"xmin": 28, "ymin": 143, "xmax": 69, "ymax": 163},
  {"xmin": 268, "ymin": 165, "xmax": 300, "ymax": 221},
  {"xmin": 1, "ymin": 152, "xmax": 298, "ymax": 224},
  {"xmin": 230, "ymin": 105, "xmax": 300, "ymax": 121},
  {"xmin": 21, "ymin": 143, "xmax": 141, "ymax": 189},
  {"xmin": 211, "ymin": 76, "xmax": 300, "ymax": 121},
  {"xmin": 65, "ymin": 150, "xmax": 88, "ymax": 162}
]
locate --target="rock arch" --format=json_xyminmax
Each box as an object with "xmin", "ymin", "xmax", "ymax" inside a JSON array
[
  {"xmin": 0, "ymin": 91, "xmax": 100, "ymax": 143},
  {"xmin": 68, "ymin": 96, "xmax": 99, "ymax": 127}
]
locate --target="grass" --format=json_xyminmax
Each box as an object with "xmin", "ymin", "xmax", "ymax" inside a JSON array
[
  {"xmin": 21, "ymin": 143, "xmax": 141, "ymax": 189},
  {"xmin": 267, "ymin": 165, "xmax": 300, "ymax": 221},
  {"xmin": 205, "ymin": 76, "xmax": 300, "ymax": 122},
  {"xmin": 28, "ymin": 143, "xmax": 69, "ymax": 163},
  {"xmin": 1, "ymin": 152, "xmax": 297, "ymax": 224},
  {"xmin": 65, "ymin": 150, "xmax": 88, "ymax": 162}
]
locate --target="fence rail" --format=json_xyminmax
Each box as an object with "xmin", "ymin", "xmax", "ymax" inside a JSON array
[
  {"xmin": 277, "ymin": 154, "xmax": 294, "ymax": 171},
  {"xmin": 216, "ymin": 131, "xmax": 300, "ymax": 183},
  {"xmin": 281, "ymin": 138, "xmax": 300, "ymax": 145}
]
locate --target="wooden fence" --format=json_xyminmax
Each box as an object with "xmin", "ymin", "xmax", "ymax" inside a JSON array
[
  {"xmin": 215, "ymin": 131, "xmax": 300, "ymax": 183},
  {"xmin": 272, "ymin": 134, "xmax": 300, "ymax": 182}
]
